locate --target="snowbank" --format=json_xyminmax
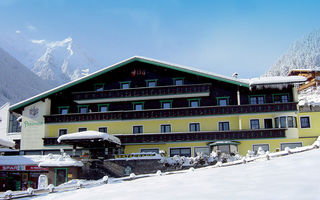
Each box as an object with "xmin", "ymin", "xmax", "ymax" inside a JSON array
[
  {"xmin": 57, "ymin": 130, "xmax": 121, "ymax": 145},
  {"xmin": 298, "ymin": 86, "xmax": 320, "ymax": 106}
]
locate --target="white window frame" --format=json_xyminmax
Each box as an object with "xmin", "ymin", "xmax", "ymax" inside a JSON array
[
  {"xmin": 189, "ymin": 122, "xmax": 200, "ymax": 132},
  {"xmin": 98, "ymin": 127, "xmax": 108, "ymax": 133},
  {"xmin": 132, "ymin": 125, "xmax": 143, "ymax": 134},
  {"xmin": 252, "ymin": 144, "xmax": 270, "ymax": 153},
  {"xmin": 160, "ymin": 124, "xmax": 171, "ymax": 133},
  {"xmin": 140, "ymin": 148, "xmax": 160, "ymax": 154},
  {"xmin": 263, "ymin": 118, "xmax": 273, "ymax": 129},
  {"xmin": 249, "ymin": 118, "xmax": 260, "ymax": 129},
  {"xmin": 300, "ymin": 116, "xmax": 311, "ymax": 129},
  {"xmin": 280, "ymin": 142, "xmax": 303, "ymax": 151},
  {"xmin": 58, "ymin": 128, "xmax": 68, "ymax": 136},
  {"xmin": 194, "ymin": 146, "xmax": 210, "ymax": 157},
  {"xmin": 169, "ymin": 147, "xmax": 192, "ymax": 157},
  {"xmin": 218, "ymin": 121, "xmax": 230, "ymax": 131}
]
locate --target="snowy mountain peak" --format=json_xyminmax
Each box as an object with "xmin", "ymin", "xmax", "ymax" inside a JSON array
[
  {"xmin": 0, "ymin": 33, "xmax": 98, "ymax": 86},
  {"xmin": 265, "ymin": 30, "xmax": 320, "ymax": 76},
  {"xmin": 30, "ymin": 36, "xmax": 98, "ymax": 85}
]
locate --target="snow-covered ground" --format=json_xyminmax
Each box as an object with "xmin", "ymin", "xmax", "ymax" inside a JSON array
[{"xmin": 25, "ymin": 148, "xmax": 320, "ymax": 200}]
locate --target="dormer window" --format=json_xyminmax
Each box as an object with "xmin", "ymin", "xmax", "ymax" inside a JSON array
[
  {"xmin": 58, "ymin": 106, "xmax": 69, "ymax": 114},
  {"xmin": 173, "ymin": 78, "xmax": 184, "ymax": 86},
  {"xmin": 94, "ymin": 83, "xmax": 104, "ymax": 91},
  {"xmin": 146, "ymin": 79, "xmax": 157, "ymax": 87},
  {"xmin": 78, "ymin": 105, "xmax": 89, "ymax": 113},
  {"xmin": 133, "ymin": 102, "xmax": 144, "ymax": 111},
  {"xmin": 120, "ymin": 81, "xmax": 131, "ymax": 89}
]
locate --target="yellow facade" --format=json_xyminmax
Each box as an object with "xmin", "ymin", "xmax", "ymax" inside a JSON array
[{"xmin": 41, "ymin": 111, "xmax": 320, "ymax": 156}]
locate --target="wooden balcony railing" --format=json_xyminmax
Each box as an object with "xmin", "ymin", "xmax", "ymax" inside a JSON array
[
  {"xmin": 43, "ymin": 129, "xmax": 286, "ymax": 146},
  {"xmin": 44, "ymin": 102, "xmax": 297, "ymax": 123},
  {"xmin": 72, "ymin": 83, "xmax": 211, "ymax": 101}
]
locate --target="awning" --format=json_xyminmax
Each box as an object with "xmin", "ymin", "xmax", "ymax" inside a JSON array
[
  {"xmin": 208, "ymin": 141, "xmax": 240, "ymax": 146},
  {"xmin": 57, "ymin": 130, "xmax": 121, "ymax": 145}
]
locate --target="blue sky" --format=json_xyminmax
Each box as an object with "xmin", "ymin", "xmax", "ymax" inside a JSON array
[{"xmin": 1, "ymin": 0, "xmax": 320, "ymax": 78}]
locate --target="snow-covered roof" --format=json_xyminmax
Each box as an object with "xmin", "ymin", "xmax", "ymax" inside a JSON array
[
  {"xmin": 298, "ymin": 86, "xmax": 320, "ymax": 106},
  {"xmin": 246, "ymin": 76, "xmax": 306, "ymax": 86},
  {"xmin": 0, "ymin": 138, "xmax": 15, "ymax": 148},
  {"xmin": 0, "ymin": 155, "xmax": 47, "ymax": 165},
  {"xmin": 10, "ymin": 56, "xmax": 249, "ymax": 112},
  {"xmin": 57, "ymin": 130, "xmax": 121, "ymax": 145},
  {"xmin": 38, "ymin": 153, "xmax": 83, "ymax": 167}
]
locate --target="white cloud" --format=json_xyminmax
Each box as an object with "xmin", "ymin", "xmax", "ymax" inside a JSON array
[
  {"xmin": 27, "ymin": 25, "xmax": 36, "ymax": 31},
  {"xmin": 15, "ymin": 30, "xmax": 21, "ymax": 34},
  {"xmin": 31, "ymin": 39, "xmax": 46, "ymax": 44}
]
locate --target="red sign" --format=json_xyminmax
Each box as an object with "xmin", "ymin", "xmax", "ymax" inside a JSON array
[{"xmin": 0, "ymin": 165, "xmax": 48, "ymax": 171}]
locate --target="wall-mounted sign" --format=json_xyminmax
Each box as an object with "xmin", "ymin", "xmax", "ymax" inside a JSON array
[
  {"xmin": 0, "ymin": 165, "xmax": 48, "ymax": 171},
  {"xmin": 29, "ymin": 106, "xmax": 39, "ymax": 118}
]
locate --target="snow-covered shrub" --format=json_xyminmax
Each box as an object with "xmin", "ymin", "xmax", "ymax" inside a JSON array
[
  {"xmin": 246, "ymin": 150, "xmax": 255, "ymax": 158},
  {"xmin": 48, "ymin": 184, "xmax": 55, "ymax": 193},
  {"xmin": 27, "ymin": 188, "xmax": 34, "ymax": 195},
  {"xmin": 102, "ymin": 176, "xmax": 109, "ymax": 184},
  {"xmin": 257, "ymin": 147, "xmax": 266, "ymax": 156},
  {"xmin": 130, "ymin": 173, "xmax": 136, "ymax": 179},
  {"xmin": 156, "ymin": 170, "xmax": 162, "ymax": 176},
  {"xmin": 188, "ymin": 167, "xmax": 195, "ymax": 172},
  {"xmin": 4, "ymin": 190, "xmax": 13, "ymax": 199}
]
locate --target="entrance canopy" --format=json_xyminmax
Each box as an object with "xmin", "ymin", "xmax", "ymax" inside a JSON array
[
  {"xmin": 208, "ymin": 141, "xmax": 240, "ymax": 146},
  {"xmin": 57, "ymin": 130, "xmax": 121, "ymax": 147}
]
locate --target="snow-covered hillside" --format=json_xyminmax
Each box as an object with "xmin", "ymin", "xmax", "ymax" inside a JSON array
[
  {"xmin": 28, "ymin": 149, "xmax": 320, "ymax": 200},
  {"xmin": 0, "ymin": 48, "xmax": 53, "ymax": 105},
  {"xmin": 0, "ymin": 33, "xmax": 99, "ymax": 86},
  {"xmin": 265, "ymin": 30, "xmax": 320, "ymax": 76}
]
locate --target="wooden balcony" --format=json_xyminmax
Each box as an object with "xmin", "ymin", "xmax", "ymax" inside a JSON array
[
  {"xmin": 43, "ymin": 129, "xmax": 286, "ymax": 146},
  {"xmin": 44, "ymin": 102, "xmax": 297, "ymax": 123},
  {"xmin": 73, "ymin": 83, "xmax": 211, "ymax": 103}
]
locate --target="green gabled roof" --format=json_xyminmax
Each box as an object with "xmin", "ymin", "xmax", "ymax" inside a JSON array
[{"xmin": 10, "ymin": 56, "xmax": 249, "ymax": 112}]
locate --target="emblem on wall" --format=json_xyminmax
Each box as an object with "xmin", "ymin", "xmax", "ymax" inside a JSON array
[
  {"xmin": 29, "ymin": 106, "xmax": 39, "ymax": 118},
  {"xmin": 131, "ymin": 68, "xmax": 146, "ymax": 77}
]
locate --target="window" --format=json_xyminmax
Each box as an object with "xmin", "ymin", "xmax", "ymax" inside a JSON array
[
  {"xmin": 273, "ymin": 94, "xmax": 289, "ymax": 103},
  {"xmin": 188, "ymin": 99, "xmax": 200, "ymax": 108},
  {"xmin": 287, "ymin": 116, "xmax": 297, "ymax": 128},
  {"xmin": 280, "ymin": 142, "xmax": 302, "ymax": 151},
  {"xmin": 173, "ymin": 78, "xmax": 184, "ymax": 86},
  {"xmin": 94, "ymin": 83, "xmax": 104, "ymax": 91},
  {"xmin": 170, "ymin": 148, "xmax": 191, "ymax": 157},
  {"xmin": 78, "ymin": 106, "xmax": 88, "ymax": 113},
  {"xmin": 58, "ymin": 107, "xmax": 69, "ymax": 114},
  {"xmin": 161, "ymin": 124, "xmax": 171, "ymax": 133},
  {"xmin": 133, "ymin": 126, "xmax": 143, "ymax": 134},
  {"xmin": 140, "ymin": 149, "xmax": 159, "ymax": 154},
  {"xmin": 194, "ymin": 147, "xmax": 210, "ymax": 156},
  {"xmin": 264, "ymin": 119, "xmax": 273, "ymax": 129},
  {"xmin": 217, "ymin": 97, "xmax": 229, "ymax": 106},
  {"xmin": 300, "ymin": 116, "xmax": 311, "ymax": 128},
  {"xmin": 161, "ymin": 100, "xmax": 172, "ymax": 109},
  {"xmin": 249, "ymin": 96, "xmax": 264, "ymax": 104},
  {"xmin": 189, "ymin": 123, "xmax": 200, "ymax": 132},
  {"xmin": 274, "ymin": 116, "xmax": 297, "ymax": 128},
  {"xmin": 133, "ymin": 102, "xmax": 144, "ymax": 111},
  {"xmin": 218, "ymin": 145, "xmax": 231, "ymax": 154},
  {"xmin": 146, "ymin": 80, "xmax": 157, "ymax": 87},
  {"xmin": 98, "ymin": 104, "xmax": 108, "ymax": 112},
  {"xmin": 98, "ymin": 127, "xmax": 108, "ymax": 133},
  {"xmin": 78, "ymin": 128, "xmax": 87, "ymax": 132},
  {"xmin": 250, "ymin": 119, "xmax": 260, "ymax": 129},
  {"xmin": 253, "ymin": 144, "xmax": 269, "ymax": 153},
  {"xmin": 218, "ymin": 122, "xmax": 230, "ymax": 131},
  {"xmin": 120, "ymin": 81, "xmax": 131, "ymax": 89},
  {"xmin": 59, "ymin": 129, "xmax": 68, "ymax": 136},
  {"xmin": 9, "ymin": 113, "xmax": 21, "ymax": 133}
]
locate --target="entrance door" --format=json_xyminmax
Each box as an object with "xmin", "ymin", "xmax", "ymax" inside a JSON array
[{"xmin": 55, "ymin": 168, "xmax": 67, "ymax": 186}]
